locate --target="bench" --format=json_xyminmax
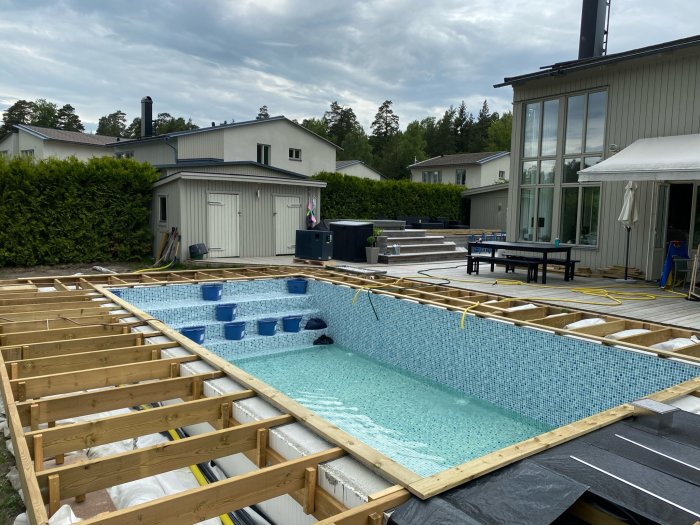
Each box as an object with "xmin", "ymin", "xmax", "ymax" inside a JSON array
[
  {"xmin": 467, "ymin": 255, "xmax": 540, "ymax": 283},
  {"xmin": 504, "ymin": 255, "xmax": 580, "ymax": 280}
]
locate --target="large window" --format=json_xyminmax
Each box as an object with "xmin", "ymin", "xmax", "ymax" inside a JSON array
[
  {"xmin": 257, "ymin": 144, "xmax": 270, "ymax": 165},
  {"xmin": 519, "ymin": 99, "xmax": 559, "ymax": 242},
  {"xmin": 422, "ymin": 170, "xmax": 441, "ymax": 183},
  {"xmin": 518, "ymin": 89, "xmax": 607, "ymax": 246}
]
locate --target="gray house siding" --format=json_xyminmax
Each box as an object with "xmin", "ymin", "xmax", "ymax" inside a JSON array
[
  {"xmin": 468, "ymin": 188, "xmax": 508, "ymax": 231},
  {"xmin": 507, "ymin": 48, "xmax": 700, "ymax": 274}
]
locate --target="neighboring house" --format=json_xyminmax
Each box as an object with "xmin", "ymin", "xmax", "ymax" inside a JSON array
[
  {"xmin": 497, "ymin": 33, "xmax": 700, "ymax": 279},
  {"xmin": 0, "ymin": 124, "xmax": 116, "ymax": 161},
  {"xmin": 335, "ymin": 160, "xmax": 384, "ymax": 180},
  {"xmin": 111, "ymin": 116, "xmax": 338, "ymax": 177},
  {"xmin": 112, "ymin": 107, "xmax": 336, "ymax": 261},
  {"xmin": 462, "ymin": 184, "xmax": 508, "ymax": 231},
  {"xmin": 408, "ymin": 152, "xmax": 509, "ymax": 188}
]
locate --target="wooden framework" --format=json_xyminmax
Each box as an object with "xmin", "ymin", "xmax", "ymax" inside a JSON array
[{"xmin": 0, "ymin": 266, "xmax": 698, "ymax": 524}]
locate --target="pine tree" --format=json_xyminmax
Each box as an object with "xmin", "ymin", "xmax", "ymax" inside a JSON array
[
  {"xmin": 96, "ymin": 110, "xmax": 127, "ymax": 137},
  {"xmin": 256, "ymin": 105, "xmax": 270, "ymax": 120}
]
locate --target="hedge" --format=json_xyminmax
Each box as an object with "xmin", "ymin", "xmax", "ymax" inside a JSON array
[
  {"xmin": 0, "ymin": 156, "xmax": 159, "ymax": 266},
  {"xmin": 312, "ymin": 172, "xmax": 466, "ymax": 221}
]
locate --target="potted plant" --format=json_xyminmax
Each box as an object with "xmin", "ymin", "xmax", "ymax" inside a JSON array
[{"xmin": 365, "ymin": 227, "xmax": 383, "ymax": 263}]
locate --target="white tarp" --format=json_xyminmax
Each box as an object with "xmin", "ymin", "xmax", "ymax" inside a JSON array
[{"xmin": 578, "ymin": 133, "xmax": 700, "ymax": 182}]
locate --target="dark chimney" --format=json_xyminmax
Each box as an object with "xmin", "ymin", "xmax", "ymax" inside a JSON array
[
  {"xmin": 578, "ymin": 0, "xmax": 607, "ymax": 59},
  {"xmin": 141, "ymin": 96, "xmax": 153, "ymax": 137}
]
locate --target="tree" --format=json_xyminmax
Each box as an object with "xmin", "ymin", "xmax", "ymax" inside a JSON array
[
  {"xmin": 30, "ymin": 99, "xmax": 59, "ymax": 128},
  {"xmin": 324, "ymin": 101, "xmax": 361, "ymax": 147},
  {"xmin": 486, "ymin": 111, "xmax": 513, "ymax": 151},
  {"xmin": 339, "ymin": 128, "xmax": 373, "ymax": 165},
  {"xmin": 256, "ymin": 105, "xmax": 270, "ymax": 120},
  {"xmin": 125, "ymin": 117, "xmax": 141, "ymax": 138},
  {"xmin": 96, "ymin": 110, "xmax": 127, "ymax": 137},
  {"xmin": 472, "ymin": 100, "xmax": 495, "ymax": 152},
  {"xmin": 370, "ymin": 99, "xmax": 400, "ymax": 159},
  {"xmin": 56, "ymin": 104, "xmax": 84, "ymax": 132},
  {"xmin": 454, "ymin": 101, "xmax": 475, "ymax": 152},
  {"xmin": 1, "ymin": 99, "xmax": 33, "ymax": 136},
  {"xmin": 301, "ymin": 117, "xmax": 329, "ymax": 139},
  {"xmin": 434, "ymin": 106, "xmax": 457, "ymax": 156},
  {"xmin": 153, "ymin": 112, "xmax": 198, "ymax": 134}
]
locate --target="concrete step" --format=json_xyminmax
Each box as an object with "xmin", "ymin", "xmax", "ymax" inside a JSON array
[
  {"xmin": 378, "ymin": 250, "xmax": 467, "ymax": 264},
  {"xmin": 379, "ymin": 229, "xmax": 427, "ymax": 238},
  {"xmin": 380, "ymin": 235, "xmax": 445, "ymax": 245},
  {"xmin": 391, "ymin": 242, "xmax": 456, "ymax": 254}
]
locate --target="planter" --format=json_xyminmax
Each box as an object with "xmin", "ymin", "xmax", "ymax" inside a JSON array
[{"xmin": 366, "ymin": 246, "xmax": 380, "ymax": 264}]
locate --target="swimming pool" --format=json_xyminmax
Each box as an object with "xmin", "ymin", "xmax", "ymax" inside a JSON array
[{"xmin": 118, "ymin": 277, "xmax": 699, "ymax": 477}]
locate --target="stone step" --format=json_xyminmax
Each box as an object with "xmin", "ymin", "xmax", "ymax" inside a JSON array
[
  {"xmin": 378, "ymin": 250, "xmax": 467, "ymax": 264},
  {"xmin": 380, "ymin": 235, "xmax": 445, "ymax": 245},
  {"xmin": 390, "ymin": 242, "xmax": 456, "ymax": 254},
  {"xmin": 378, "ymin": 229, "xmax": 427, "ymax": 238}
]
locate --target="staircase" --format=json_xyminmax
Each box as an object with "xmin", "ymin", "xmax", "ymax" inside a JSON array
[{"xmin": 377, "ymin": 229, "xmax": 467, "ymax": 264}]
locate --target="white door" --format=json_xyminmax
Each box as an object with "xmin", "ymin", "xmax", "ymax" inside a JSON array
[
  {"xmin": 274, "ymin": 196, "xmax": 301, "ymax": 255},
  {"xmin": 648, "ymin": 183, "xmax": 670, "ymax": 279},
  {"xmin": 207, "ymin": 193, "xmax": 240, "ymax": 257}
]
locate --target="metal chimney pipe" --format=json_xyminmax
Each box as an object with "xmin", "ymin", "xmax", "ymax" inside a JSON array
[
  {"xmin": 141, "ymin": 96, "xmax": 153, "ymax": 137},
  {"xmin": 578, "ymin": 0, "xmax": 607, "ymax": 59}
]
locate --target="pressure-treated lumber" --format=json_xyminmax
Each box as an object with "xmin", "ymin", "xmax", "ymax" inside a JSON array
[
  {"xmin": 0, "ymin": 313, "xmax": 129, "ymax": 334},
  {"xmin": 78, "ymin": 448, "xmax": 344, "ymax": 525},
  {"xmin": 0, "ymin": 306, "xmax": 119, "ymax": 323},
  {"xmin": 15, "ymin": 371, "xmax": 223, "ymax": 427},
  {"xmin": 0, "ymin": 323, "xmax": 131, "ymax": 346},
  {"xmin": 0, "ymin": 299, "xmax": 108, "ymax": 315},
  {"xmin": 313, "ymin": 489, "xmax": 411, "ymax": 525},
  {"xmin": 0, "ymin": 332, "xmax": 155, "ymax": 361},
  {"xmin": 26, "ymin": 391, "xmax": 256, "ymax": 457}
]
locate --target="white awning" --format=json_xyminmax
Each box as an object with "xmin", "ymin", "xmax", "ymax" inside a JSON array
[{"xmin": 578, "ymin": 133, "xmax": 700, "ymax": 182}]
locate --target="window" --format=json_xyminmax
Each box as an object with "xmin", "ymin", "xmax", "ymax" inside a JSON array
[
  {"xmin": 257, "ymin": 144, "xmax": 270, "ymax": 165},
  {"xmin": 422, "ymin": 170, "xmax": 441, "ymax": 183},
  {"xmin": 20, "ymin": 149, "xmax": 34, "ymax": 157},
  {"xmin": 519, "ymin": 98, "xmax": 559, "ymax": 242},
  {"xmin": 116, "ymin": 151, "xmax": 134, "ymax": 159},
  {"xmin": 498, "ymin": 170, "xmax": 505, "ymax": 181},
  {"xmin": 288, "ymin": 148, "xmax": 301, "ymax": 161},
  {"xmin": 0, "ymin": 151, "xmax": 7, "ymax": 158},
  {"xmin": 455, "ymin": 169, "xmax": 466, "ymax": 185},
  {"xmin": 158, "ymin": 195, "xmax": 167, "ymax": 223}
]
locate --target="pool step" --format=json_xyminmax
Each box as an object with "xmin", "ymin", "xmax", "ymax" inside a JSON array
[
  {"xmin": 205, "ymin": 328, "xmax": 328, "ymax": 361},
  {"xmin": 172, "ymin": 308, "xmax": 322, "ymax": 338}
]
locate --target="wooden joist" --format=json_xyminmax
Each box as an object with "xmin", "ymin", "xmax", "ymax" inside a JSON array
[
  {"xmin": 1, "ymin": 332, "xmax": 154, "ymax": 361},
  {"xmin": 0, "ymin": 322, "xmax": 132, "ymax": 346},
  {"xmin": 0, "ymin": 313, "xmax": 129, "ymax": 334}
]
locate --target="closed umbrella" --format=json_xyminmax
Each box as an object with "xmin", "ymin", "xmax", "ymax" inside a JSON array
[{"xmin": 617, "ymin": 181, "xmax": 638, "ymax": 281}]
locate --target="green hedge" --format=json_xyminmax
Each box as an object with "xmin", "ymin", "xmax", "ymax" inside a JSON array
[
  {"xmin": 313, "ymin": 172, "xmax": 466, "ymax": 221},
  {"xmin": 0, "ymin": 156, "xmax": 159, "ymax": 266}
]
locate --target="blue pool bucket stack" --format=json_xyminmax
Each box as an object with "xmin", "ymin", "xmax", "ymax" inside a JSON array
[
  {"xmin": 258, "ymin": 318, "xmax": 278, "ymax": 336},
  {"xmin": 215, "ymin": 303, "xmax": 238, "ymax": 321},
  {"xmin": 180, "ymin": 325, "xmax": 206, "ymax": 344},
  {"xmin": 282, "ymin": 315, "xmax": 303, "ymax": 333},
  {"xmin": 224, "ymin": 321, "xmax": 246, "ymax": 340},
  {"xmin": 286, "ymin": 278, "xmax": 308, "ymax": 294},
  {"xmin": 201, "ymin": 283, "xmax": 224, "ymax": 301}
]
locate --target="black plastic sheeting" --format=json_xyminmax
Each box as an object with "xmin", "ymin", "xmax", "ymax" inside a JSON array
[{"xmin": 388, "ymin": 411, "xmax": 700, "ymax": 525}]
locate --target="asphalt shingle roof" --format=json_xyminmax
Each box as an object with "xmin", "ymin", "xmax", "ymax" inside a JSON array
[
  {"xmin": 409, "ymin": 151, "xmax": 508, "ymax": 169},
  {"xmin": 17, "ymin": 124, "xmax": 119, "ymax": 146}
]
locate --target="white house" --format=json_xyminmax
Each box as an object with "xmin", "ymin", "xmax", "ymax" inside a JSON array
[
  {"xmin": 0, "ymin": 124, "xmax": 116, "ymax": 161},
  {"xmin": 408, "ymin": 151, "xmax": 510, "ymax": 188},
  {"xmin": 335, "ymin": 160, "xmax": 384, "ymax": 180}
]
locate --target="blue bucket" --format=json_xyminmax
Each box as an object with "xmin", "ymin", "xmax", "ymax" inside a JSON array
[
  {"xmin": 215, "ymin": 303, "xmax": 238, "ymax": 322},
  {"xmin": 282, "ymin": 315, "xmax": 303, "ymax": 333},
  {"xmin": 110, "ymin": 288, "xmax": 124, "ymax": 298},
  {"xmin": 201, "ymin": 283, "xmax": 223, "ymax": 301},
  {"xmin": 287, "ymin": 278, "xmax": 308, "ymax": 294},
  {"xmin": 258, "ymin": 318, "xmax": 277, "ymax": 336},
  {"xmin": 180, "ymin": 325, "xmax": 206, "ymax": 344},
  {"xmin": 224, "ymin": 321, "xmax": 246, "ymax": 340}
]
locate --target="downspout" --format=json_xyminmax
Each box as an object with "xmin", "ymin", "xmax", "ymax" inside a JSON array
[{"xmin": 162, "ymin": 136, "xmax": 178, "ymax": 163}]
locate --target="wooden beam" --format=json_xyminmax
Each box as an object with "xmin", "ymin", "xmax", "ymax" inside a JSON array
[
  {"xmin": 0, "ymin": 294, "xmax": 97, "ymax": 307},
  {"xmin": 26, "ymin": 391, "xmax": 256, "ymax": 457},
  {"xmin": 256, "ymin": 428, "xmax": 268, "ymax": 468},
  {"xmin": 570, "ymin": 319, "xmax": 627, "ymax": 337},
  {"xmin": 6, "ymin": 342, "xmax": 179, "ymax": 379},
  {"xmin": 2, "ymin": 332, "xmax": 152, "ymax": 360},
  {"xmin": 528, "ymin": 312, "xmax": 583, "ymax": 328},
  {"xmin": 615, "ymin": 328, "xmax": 674, "ymax": 346},
  {"xmin": 77, "ymin": 447, "xmax": 345, "ymax": 525},
  {"xmin": 0, "ymin": 313, "xmax": 128, "ymax": 334},
  {"xmin": 0, "ymin": 300, "xmax": 109, "ymax": 315},
  {"xmin": 313, "ymin": 489, "xmax": 411, "ymax": 525},
  {"xmin": 501, "ymin": 306, "xmax": 551, "ymax": 321},
  {"xmin": 37, "ymin": 414, "xmax": 300, "ymax": 501},
  {"xmin": 303, "ymin": 466, "xmax": 317, "ymax": 514},
  {"xmin": 15, "ymin": 371, "xmax": 223, "ymax": 426},
  {"xmin": 10, "ymin": 355, "xmax": 199, "ymax": 400},
  {"xmin": 0, "ymin": 306, "xmax": 118, "ymax": 323},
  {"xmin": 409, "ymin": 405, "xmax": 635, "ymax": 499},
  {"xmin": 0, "ymin": 323, "xmax": 131, "ymax": 346}
]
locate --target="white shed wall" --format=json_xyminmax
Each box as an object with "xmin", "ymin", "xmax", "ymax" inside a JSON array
[{"xmin": 337, "ymin": 163, "xmax": 382, "ymax": 180}]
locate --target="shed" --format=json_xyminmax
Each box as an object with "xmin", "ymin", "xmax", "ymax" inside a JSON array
[
  {"xmin": 152, "ymin": 161, "xmax": 326, "ymax": 260},
  {"xmin": 462, "ymin": 183, "xmax": 508, "ymax": 230}
]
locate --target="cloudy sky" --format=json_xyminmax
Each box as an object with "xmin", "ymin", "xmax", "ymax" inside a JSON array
[{"xmin": 1, "ymin": 0, "xmax": 699, "ymax": 133}]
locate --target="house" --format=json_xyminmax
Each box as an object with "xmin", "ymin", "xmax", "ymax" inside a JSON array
[
  {"xmin": 111, "ymin": 100, "xmax": 337, "ymax": 261},
  {"xmin": 0, "ymin": 124, "xmax": 116, "ymax": 160},
  {"xmin": 461, "ymin": 183, "xmax": 508, "ymax": 231},
  {"xmin": 497, "ymin": 32, "xmax": 700, "ymax": 279},
  {"xmin": 408, "ymin": 151, "xmax": 509, "ymax": 187},
  {"xmin": 335, "ymin": 160, "xmax": 384, "ymax": 180}
]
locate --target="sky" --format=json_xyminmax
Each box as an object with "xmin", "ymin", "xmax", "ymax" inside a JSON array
[{"xmin": 1, "ymin": 0, "xmax": 699, "ymax": 134}]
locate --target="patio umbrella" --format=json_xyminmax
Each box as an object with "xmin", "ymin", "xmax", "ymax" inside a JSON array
[{"xmin": 617, "ymin": 181, "xmax": 638, "ymax": 281}]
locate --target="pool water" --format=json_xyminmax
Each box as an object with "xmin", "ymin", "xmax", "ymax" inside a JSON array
[{"xmin": 235, "ymin": 345, "xmax": 553, "ymax": 477}]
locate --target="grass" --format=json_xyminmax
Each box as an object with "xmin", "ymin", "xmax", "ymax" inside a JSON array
[{"xmin": 0, "ymin": 437, "xmax": 24, "ymax": 525}]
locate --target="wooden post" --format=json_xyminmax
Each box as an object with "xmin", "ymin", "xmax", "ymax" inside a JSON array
[
  {"xmin": 48, "ymin": 422, "xmax": 64, "ymax": 465},
  {"xmin": 48, "ymin": 474, "xmax": 60, "ymax": 517},
  {"xmin": 9, "ymin": 362, "xmax": 18, "ymax": 380},
  {"xmin": 169, "ymin": 363, "xmax": 179, "ymax": 378},
  {"xmin": 17, "ymin": 381, "xmax": 26, "ymax": 402},
  {"xmin": 30, "ymin": 404, "xmax": 40, "ymax": 431},
  {"xmin": 256, "ymin": 428, "xmax": 268, "ymax": 468},
  {"xmin": 191, "ymin": 378, "xmax": 203, "ymax": 400},
  {"xmin": 303, "ymin": 466, "xmax": 317, "ymax": 514},
  {"xmin": 369, "ymin": 512, "xmax": 383, "ymax": 525},
  {"xmin": 33, "ymin": 434, "xmax": 43, "ymax": 472},
  {"xmin": 220, "ymin": 402, "xmax": 231, "ymax": 429}
]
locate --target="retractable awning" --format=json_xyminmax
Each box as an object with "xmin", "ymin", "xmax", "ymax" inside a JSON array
[{"xmin": 578, "ymin": 133, "xmax": 700, "ymax": 182}]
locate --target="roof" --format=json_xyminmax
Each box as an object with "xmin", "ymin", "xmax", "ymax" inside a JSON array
[
  {"xmin": 496, "ymin": 34, "xmax": 700, "ymax": 88},
  {"xmin": 335, "ymin": 159, "xmax": 384, "ymax": 178},
  {"xmin": 108, "ymin": 116, "xmax": 341, "ymax": 150},
  {"xmin": 461, "ymin": 182, "xmax": 509, "ymax": 197},
  {"xmin": 14, "ymin": 124, "xmax": 118, "ymax": 146},
  {"xmin": 578, "ymin": 133, "xmax": 700, "ymax": 182},
  {"xmin": 409, "ymin": 151, "xmax": 509, "ymax": 169}
]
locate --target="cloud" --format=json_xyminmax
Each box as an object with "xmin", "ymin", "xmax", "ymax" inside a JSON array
[{"xmin": 0, "ymin": 0, "xmax": 698, "ymax": 133}]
